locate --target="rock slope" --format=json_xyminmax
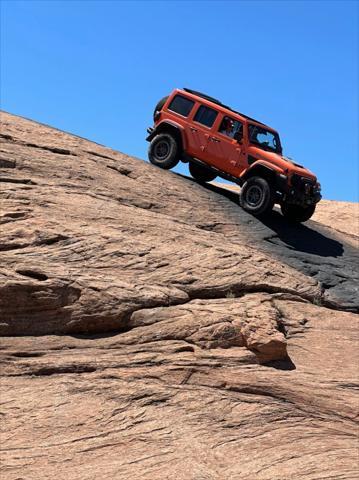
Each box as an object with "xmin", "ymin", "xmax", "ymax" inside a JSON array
[{"xmin": 1, "ymin": 112, "xmax": 358, "ymax": 479}]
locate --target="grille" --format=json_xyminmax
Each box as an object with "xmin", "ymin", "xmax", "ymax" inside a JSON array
[{"xmin": 291, "ymin": 174, "xmax": 315, "ymax": 192}]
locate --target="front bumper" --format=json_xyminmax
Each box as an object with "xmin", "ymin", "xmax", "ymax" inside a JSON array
[{"xmin": 276, "ymin": 173, "xmax": 322, "ymax": 206}]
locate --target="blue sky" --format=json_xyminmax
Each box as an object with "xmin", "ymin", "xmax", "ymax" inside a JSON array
[{"xmin": 1, "ymin": 0, "xmax": 358, "ymax": 201}]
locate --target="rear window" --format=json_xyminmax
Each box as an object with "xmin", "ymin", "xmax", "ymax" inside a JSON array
[
  {"xmin": 168, "ymin": 95, "xmax": 195, "ymax": 117},
  {"xmin": 193, "ymin": 105, "xmax": 218, "ymax": 128}
]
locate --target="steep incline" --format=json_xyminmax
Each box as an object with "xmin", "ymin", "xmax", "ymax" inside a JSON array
[{"xmin": 1, "ymin": 112, "xmax": 358, "ymax": 480}]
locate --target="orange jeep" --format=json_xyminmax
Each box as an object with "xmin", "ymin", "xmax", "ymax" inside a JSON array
[{"xmin": 146, "ymin": 88, "xmax": 321, "ymax": 222}]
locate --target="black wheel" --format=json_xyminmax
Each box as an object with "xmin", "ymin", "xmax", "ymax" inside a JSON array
[
  {"xmin": 148, "ymin": 133, "xmax": 179, "ymax": 169},
  {"xmin": 189, "ymin": 162, "xmax": 217, "ymax": 183},
  {"xmin": 281, "ymin": 203, "xmax": 316, "ymax": 223},
  {"xmin": 153, "ymin": 96, "xmax": 169, "ymax": 121},
  {"xmin": 240, "ymin": 176, "xmax": 275, "ymax": 215}
]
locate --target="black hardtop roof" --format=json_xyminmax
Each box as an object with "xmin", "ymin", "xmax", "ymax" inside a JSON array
[{"xmin": 183, "ymin": 88, "xmax": 269, "ymax": 129}]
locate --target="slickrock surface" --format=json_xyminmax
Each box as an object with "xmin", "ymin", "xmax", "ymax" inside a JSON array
[
  {"xmin": 1, "ymin": 111, "xmax": 358, "ymax": 479},
  {"xmin": 311, "ymin": 199, "xmax": 359, "ymax": 238}
]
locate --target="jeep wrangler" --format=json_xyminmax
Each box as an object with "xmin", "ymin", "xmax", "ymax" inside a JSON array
[{"xmin": 146, "ymin": 88, "xmax": 321, "ymax": 222}]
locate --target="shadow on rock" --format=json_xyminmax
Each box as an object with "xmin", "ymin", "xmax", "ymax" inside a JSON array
[
  {"xmin": 264, "ymin": 356, "xmax": 297, "ymax": 371},
  {"xmin": 189, "ymin": 178, "xmax": 344, "ymax": 259},
  {"xmin": 259, "ymin": 211, "xmax": 344, "ymax": 258},
  {"xmin": 70, "ymin": 330, "xmax": 125, "ymax": 340}
]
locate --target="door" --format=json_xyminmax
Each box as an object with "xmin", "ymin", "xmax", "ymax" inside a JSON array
[
  {"xmin": 205, "ymin": 115, "xmax": 246, "ymax": 175},
  {"xmin": 185, "ymin": 104, "xmax": 218, "ymax": 162}
]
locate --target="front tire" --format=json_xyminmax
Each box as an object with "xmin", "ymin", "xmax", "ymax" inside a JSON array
[
  {"xmin": 148, "ymin": 133, "xmax": 179, "ymax": 170},
  {"xmin": 189, "ymin": 162, "xmax": 217, "ymax": 183},
  {"xmin": 240, "ymin": 176, "xmax": 275, "ymax": 215},
  {"xmin": 281, "ymin": 203, "xmax": 316, "ymax": 222}
]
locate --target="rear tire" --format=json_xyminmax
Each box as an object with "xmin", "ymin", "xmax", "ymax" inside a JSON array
[
  {"xmin": 148, "ymin": 133, "xmax": 179, "ymax": 170},
  {"xmin": 281, "ymin": 203, "xmax": 316, "ymax": 222},
  {"xmin": 189, "ymin": 162, "xmax": 217, "ymax": 183},
  {"xmin": 240, "ymin": 176, "xmax": 275, "ymax": 215}
]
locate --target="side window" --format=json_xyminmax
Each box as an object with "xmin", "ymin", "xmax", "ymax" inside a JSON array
[
  {"xmin": 193, "ymin": 105, "xmax": 218, "ymax": 128},
  {"xmin": 218, "ymin": 116, "xmax": 243, "ymax": 140},
  {"xmin": 168, "ymin": 95, "xmax": 195, "ymax": 117}
]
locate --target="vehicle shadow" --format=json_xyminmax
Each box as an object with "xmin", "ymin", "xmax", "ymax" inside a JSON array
[
  {"xmin": 185, "ymin": 177, "xmax": 344, "ymax": 258},
  {"xmin": 257, "ymin": 210, "xmax": 344, "ymax": 257}
]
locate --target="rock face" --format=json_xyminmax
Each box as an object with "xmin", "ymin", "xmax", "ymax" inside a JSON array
[{"xmin": 1, "ymin": 112, "xmax": 358, "ymax": 479}]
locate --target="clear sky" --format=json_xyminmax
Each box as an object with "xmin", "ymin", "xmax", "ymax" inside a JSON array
[{"xmin": 1, "ymin": 0, "xmax": 358, "ymax": 201}]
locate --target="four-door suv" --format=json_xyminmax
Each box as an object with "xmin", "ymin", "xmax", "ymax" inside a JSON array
[{"xmin": 146, "ymin": 88, "xmax": 321, "ymax": 222}]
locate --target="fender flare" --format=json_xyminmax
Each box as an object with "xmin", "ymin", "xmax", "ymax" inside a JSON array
[
  {"xmin": 240, "ymin": 160, "xmax": 282, "ymax": 183},
  {"xmin": 146, "ymin": 121, "xmax": 187, "ymax": 149}
]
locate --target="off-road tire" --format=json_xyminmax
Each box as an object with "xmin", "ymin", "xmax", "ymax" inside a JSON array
[
  {"xmin": 189, "ymin": 162, "xmax": 217, "ymax": 183},
  {"xmin": 148, "ymin": 133, "xmax": 179, "ymax": 170},
  {"xmin": 240, "ymin": 176, "xmax": 275, "ymax": 215},
  {"xmin": 153, "ymin": 96, "xmax": 169, "ymax": 121},
  {"xmin": 281, "ymin": 203, "xmax": 316, "ymax": 223}
]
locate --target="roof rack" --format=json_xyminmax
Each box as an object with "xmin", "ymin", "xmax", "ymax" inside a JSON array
[
  {"xmin": 183, "ymin": 88, "xmax": 223, "ymax": 106},
  {"xmin": 183, "ymin": 87, "xmax": 267, "ymax": 127}
]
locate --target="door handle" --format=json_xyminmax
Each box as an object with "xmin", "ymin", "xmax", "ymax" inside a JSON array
[
  {"xmin": 210, "ymin": 137, "xmax": 220, "ymax": 143},
  {"xmin": 190, "ymin": 127, "xmax": 198, "ymax": 132}
]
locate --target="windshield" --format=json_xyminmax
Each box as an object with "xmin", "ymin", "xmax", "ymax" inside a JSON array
[{"xmin": 248, "ymin": 125, "xmax": 282, "ymax": 153}]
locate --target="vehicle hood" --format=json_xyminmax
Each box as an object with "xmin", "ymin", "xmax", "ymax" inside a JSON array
[{"xmin": 249, "ymin": 147, "xmax": 317, "ymax": 181}]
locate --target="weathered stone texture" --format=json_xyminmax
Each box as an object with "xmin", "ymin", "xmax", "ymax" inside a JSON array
[{"xmin": 0, "ymin": 112, "xmax": 358, "ymax": 479}]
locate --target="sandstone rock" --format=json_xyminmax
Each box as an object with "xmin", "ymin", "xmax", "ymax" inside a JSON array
[{"xmin": 0, "ymin": 112, "xmax": 358, "ymax": 479}]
